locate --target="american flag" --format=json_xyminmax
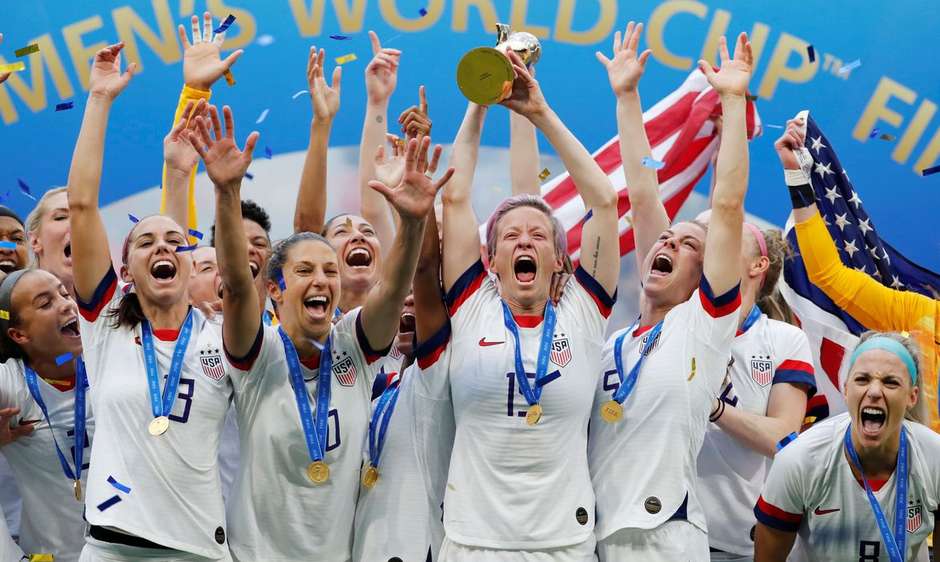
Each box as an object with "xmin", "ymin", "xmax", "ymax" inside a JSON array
[
  {"xmin": 779, "ymin": 115, "xmax": 940, "ymax": 423},
  {"xmin": 538, "ymin": 69, "xmax": 761, "ymax": 263}
]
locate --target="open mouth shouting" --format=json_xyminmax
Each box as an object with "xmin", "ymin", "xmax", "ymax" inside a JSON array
[
  {"xmin": 303, "ymin": 294, "xmax": 331, "ymax": 322},
  {"xmin": 344, "ymin": 246, "xmax": 373, "ymax": 270},
  {"xmin": 59, "ymin": 316, "xmax": 81, "ymax": 340},
  {"xmin": 0, "ymin": 257, "xmax": 17, "ymax": 274},
  {"xmin": 248, "ymin": 260, "xmax": 261, "ymax": 279},
  {"xmin": 150, "ymin": 259, "xmax": 178, "ymax": 283},
  {"xmin": 649, "ymin": 253, "xmax": 674, "ymax": 278},
  {"xmin": 859, "ymin": 406, "xmax": 887, "ymax": 437},
  {"xmin": 513, "ymin": 254, "xmax": 537, "ymax": 284}
]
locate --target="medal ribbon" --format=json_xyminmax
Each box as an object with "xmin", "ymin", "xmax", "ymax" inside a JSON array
[
  {"xmin": 141, "ymin": 309, "xmax": 195, "ymax": 419},
  {"xmin": 739, "ymin": 305, "xmax": 761, "ymax": 333},
  {"xmin": 843, "ymin": 426, "xmax": 908, "ymax": 562},
  {"xmin": 22, "ymin": 356, "xmax": 88, "ymax": 483},
  {"xmin": 278, "ymin": 327, "xmax": 333, "ymax": 464},
  {"xmin": 500, "ymin": 300, "xmax": 556, "ymax": 408},
  {"xmin": 367, "ymin": 370, "xmax": 401, "ymax": 469},
  {"xmin": 611, "ymin": 320, "xmax": 664, "ymax": 405}
]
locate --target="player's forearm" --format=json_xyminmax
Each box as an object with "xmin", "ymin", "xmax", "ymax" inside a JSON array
[
  {"xmin": 443, "ymin": 103, "xmax": 487, "ymax": 207},
  {"xmin": 510, "ymin": 110, "xmax": 540, "ymax": 196},
  {"xmin": 714, "ymin": 401, "xmax": 799, "ymax": 458},
  {"xmin": 414, "ymin": 211, "xmax": 446, "ymax": 343},
  {"xmin": 164, "ymin": 168, "xmax": 190, "ymax": 231},
  {"xmin": 67, "ymin": 94, "xmax": 112, "ymax": 211},
  {"xmin": 712, "ymin": 94, "xmax": 748, "ymax": 212},
  {"xmin": 359, "ymin": 100, "xmax": 395, "ymax": 249},
  {"xmin": 294, "ymin": 119, "xmax": 332, "ymax": 234},
  {"xmin": 214, "ymin": 186, "xmax": 257, "ymax": 303}
]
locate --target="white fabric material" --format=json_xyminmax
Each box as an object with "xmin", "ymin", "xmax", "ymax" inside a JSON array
[
  {"xmin": 79, "ymin": 291, "xmax": 232, "ymax": 559},
  {"xmin": 78, "ymin": 536, "xmax": 232, "ymax": 562},
  {"xmin": 0, "ymin": 359, "xmax": 94, "ymax": 562},
  {"xmin": 697, "ymin": 315, "xmax": 815, "ymax": 555},
  {"xmin": 0, "ymin": 455, "xmax": 20, "ymax": 540},
  {"xmin": 216, "ymin": 404, "xmax": 239, "ymax": 506},
  {"xmin": 0, "ymin": 496, "xmax": 23, "ymax": 562},
  {"xmin": 596, "ymin": 520, "xmax": 709, "ymax": 562},
  {"xmin": 589, "ymin": 288, "xmax": 739, "ymax": 540},
  {"xmin": 438, "ymin": 535, "xmax": 596, "ymax": 562},
  {"xmin": 225, "ymin": 308, "xmax": 382, "ymax": 562},
  {"xmin": 760, "ymin": 414, "xmax": 940, "ymax": 562},
  {"xmin": 444, "ymin": 270, "xmax": 607, "ymax": 549}
]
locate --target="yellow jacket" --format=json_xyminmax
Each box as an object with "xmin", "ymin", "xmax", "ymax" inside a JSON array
[
  {"xmin": 795, "ymin": 213, "xmax": 939, "ymax": 432},
  {"xmin": 160, "ymin": 85, "xmax": 212, "ymax": 233}
]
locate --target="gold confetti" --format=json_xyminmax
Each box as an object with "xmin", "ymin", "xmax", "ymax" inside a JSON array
[
  {"xmin": 538, "ymin": 168, "xmax": 551, "ymax": 181},
  {"xmin": 687, "ymin": 357, "xmax": 696, "ymax": 381},
  {"xmin": 223, "ymin": 69, "xmax": 236, "ymax": 86},
  {"xmin": 29, "ymin": 555, "xmax": 55, "ymax": 562},
  {"xmin": 803, "ymin": 416, "xmax": 817, "ymax": 425},
  {"xmin": 14, "ymin": 44, "xmax": 39, "ymax": 58},
  {"xmin": 335, "ymin": 53, "xmax": 358, "ymax": 65},
  {"xmin": 900, "ymin": 331, "xmax": 910, "ymax": 338},
  {"xmin": 0, "ymin": 310, "xmax": 8, "ymax": 320},
  {"xmin": 878, "ymin": 133, "xmax": 896, "ymax": 141},
  {"xmin": 0, "ymin": 61, "xmax": 26, "ymax": 73},
  {"xmin": 344, "ymin": 216, "xmax": 353, "ymax": 229}
]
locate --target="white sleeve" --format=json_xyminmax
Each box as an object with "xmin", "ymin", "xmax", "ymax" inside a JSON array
[
  {"xmin": 772, "ymin": 325, "xmax": 818, "ymax": 395},
  {"xmin": 565, "ymin": 265, "xmax": 617, "ymax": 341},
  {"xmin": 76, "ymin": 266, "xmax": 121, "ymax": 351},
  {"xmin": 755, "ymin": 443, "xmax": 807, "ymax": 533}
]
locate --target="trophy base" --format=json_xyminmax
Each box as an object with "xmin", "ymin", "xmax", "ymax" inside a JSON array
[{"xmin": 456, "ymin": 47, "xmax": 515, "ymax": 106}]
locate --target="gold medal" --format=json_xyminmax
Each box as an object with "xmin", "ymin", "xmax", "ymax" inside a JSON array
[
  {"xmin": 306, "ymin": 460, "xmax": 330, "ymax": 484},
  {"xmin": 362, "ymin": 465, "xmax": 379, "ymax": 489},
  {"xmin": 148, "ymin": 416, "xmax": 169, "ymax": 436},
  {"xmin": 525, "ymin": 403, "xmax": 543, "ymax": 426},
  {"xmin": 600, "ymin": 400, "xmax": 623, "ymax": 423},
  {"xmin": 73, "ymin": 479, "xmax": 82, "ymax": 502}
]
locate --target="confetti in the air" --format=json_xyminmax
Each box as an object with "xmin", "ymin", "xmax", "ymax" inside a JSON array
[
  {"xmin": 765, "ymin": 124, "xmax": 784, "ymax": 129},
  {"xmin": 256, "ymin": 109, "xmax": 269, "ymax": 124},
  {"xmin": 292, "ymin": 89, "xmax": 310, "ymax": 100},
  {"xmin": 245, "ymin": 172, "xmax": 254, "ymax": 180},
  {"xmin": 878, "ymin": 133, "xmax": 896, "ymax": 141},
  {"xmin": 539, "ymin": 168, "xmax": 551, "ymax": 181},
  {"xmin": 0, "ymin": 62, "xmax": 25, "ymax": 73},
  {"xmin": 128, "ymin": 213, "xmax": 139, "ymax": 224},
  {"xmin": 0, "ymin": 241, "xmax": 16, "ymax": 249},
  {"xmin": 107, "ymin": 475, "xmax": 132, "ymax": 494},
  {"xmin": 746, "ymin": 94, "xmax": 758, "ymax": 102},
  {"xmin": 329, "ymin": 35, "xmax": 351, "ymax": 40},
  {"xmin": 176, "ymin": 245, "xmax": 198, "ymax": 253},
  {"xmin": 922, "ymin": 165, "xmax": 940, "ymax": 177},
  {"xmin": 256, "ymin": 34, "xmax": 275, "ymax": 47},
  {"xmin": 55, "ymin": 101, "xmax": 74, "ymax": 111},
  {"xmin": 223, "ymin": 69, "xmax": 236, "ymax": 86},
  {"xmin": 869, "ymin": 128, "xmax": 879, "ymax": 139},
  {"xmin": 188, "ymin": 229, "xmax": 204, "ymax": 240},
  {"xmin": 838, "ymin": 59, "xmax": 861, "ymax": 75},
  {"xmin": 335, "ymin": 53, "xmax": 357, "ymax": 65},
  {"xmin": 213, "ymin": 14, "xmax": 236, "ymax": 34},
  {"xmin": 14, "ymin": 44, "xmax": 39, "ymax": 58},
  {"xmin": 806, "ymin": 45, "xmax": 815, "ymax": 63},
  {"xmin": 0, "ymin": 310, "xmax": 9, "ymax": 320},
  {"xmin": 17, "ymin": 178, "xmax": 36, "ymax": 201},
  {"xmin": 55, "ymin": 352, "xmax": 74, "ymax": 366},
  {"xmin": 264, "ymin": 146, "xmax": 273, "ymax": 159},
  {"xmin": 641, "ymin": 156, "xmax": 665, "ymax": 170},
  {"xmin": 419, "ymin": 7, "xmax": 428, "ymax": 16}
]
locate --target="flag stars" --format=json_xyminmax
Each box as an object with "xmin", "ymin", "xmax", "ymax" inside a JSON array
[
  {"xmin": 833, "ymin": 213, "xmax": 851, "ymax": 231},
  {"xmin": 890, "ymin": 275, "xmax": 904, "ymax": 289},
  {"xmin": 848, "ymin": 190, "xmax": 863, "ymax": 208},
  {"xmin": 854, "ymin": 265, "xmax": 868, "ymax": 274},
  {"xmin": 810, "ymin": 136, "xmax": 827, "ymax": 154},
  {"xmin": 857, "ymin": 218, "xmax": 873, "ymax": 235},
  {"xmin": 824, "ymin": 186, "xmax": 842, "ymax": 204},
  {"xmin": 814, "ymin": 161, "xmax": 834, "ymax": 178},
  {"xmin": 843, "ymin": 240, "xmax": 859, "ymax": 258},
  {"xmin": 869, "ymin": 245, "xmax": 881, "ymax": 260}
]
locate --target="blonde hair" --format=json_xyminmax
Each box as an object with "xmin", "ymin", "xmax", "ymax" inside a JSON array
[
  {"xmin": 850, "ymin": 331, "xmax": 926, "ymax": 424},
  {"xmin": 25, "ymin": 186, "xmax": 68, "ymax": 268}
]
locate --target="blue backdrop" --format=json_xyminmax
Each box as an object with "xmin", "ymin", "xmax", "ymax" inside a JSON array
[{"xmin": 2, "ymin": 0, "xmax": 939, "ymax": 267}]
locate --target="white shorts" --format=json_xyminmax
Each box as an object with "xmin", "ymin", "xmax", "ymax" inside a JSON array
[
  {"xmin": 438, "ymin": 536, "xmax": 596, "ymax": 562},
  {"xmin": 79, "ymin": 536, "xmax": 232, "ymax": 562},
  {"xmin": 597, "ymin": 521, "xmax": 708, "ymax": 562},
  {"xmin": 709, "ymin": 550, "xmax": 752, "ymax": 562}
]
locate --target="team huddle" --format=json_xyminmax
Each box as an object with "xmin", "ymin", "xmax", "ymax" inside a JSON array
[{"xmin": 0, "ymin": 13, "xmax": 937, "ymax": 562}]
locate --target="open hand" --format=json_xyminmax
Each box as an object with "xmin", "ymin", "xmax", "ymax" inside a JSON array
[
  {"xmin": 88, "ymin": 43, "xmax": 137, "ymax": 101},
  {"xmin": 307, "ymin": 46, "xmax": 342, "ymax": 123},
  {"xmin": 0, "ymin": 407, "xmax": 35, "ymax": 446},
  {"xmin": 365, "ymin": 31, "xmax": 401, "ymax": 104},
  {"xmin": 499, "ymin": 50, "xmax": 549, "ymax": 119},
  {"xmin": 188, "ymin": 105, "xmax": 259, "ymax": 190},
  {"xmin": 595, "ymin": 21, "xmax": 651, "ymax": 96},
  {"xmin": 164, "ymin": 99, "xmax": 209, "ymax": 173},
  {"xmin": 698, "ymin": 32, "xmax": 753, "ymax": 97},
  {"xmin": 397, "ymin": 85, "xmax": 431, "ymax": 138},
  {"xmin": 368, "ymin": 136, "xmax": 454, "ymax": 221},
  {"xmin": 179, "ymin": 12, "xmax": 243, "ymax": 90}
]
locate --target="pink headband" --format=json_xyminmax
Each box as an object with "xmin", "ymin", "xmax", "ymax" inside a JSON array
[{"xmin": 744, "ymin": 222, "xmax": 767, "ymax": 258}]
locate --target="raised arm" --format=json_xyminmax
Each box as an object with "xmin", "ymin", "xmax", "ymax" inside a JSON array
[
  {"xmin": 414, "ymin": 207, "xmax": 447, "ymax": 343},
  {"xmin": 501, "ymin": 52, "xmax": 619, "ymax": 295},
  {"xmin": 294, "ymin": 47, "xmax": 341, "ymax": 234},
  {"xmin": 160, "ymin": 12, "xmax": 242, "ymax": 234},
  {"xmin": 510, "ymin": 105, "xmax": 541, "ymax": 196},
  {"xmin": 358, "ymin": 31, "xmax": 401, "ymax": 252},
  {"xmin": 697, "ymin": 33, "xmax": 753, "ymax": 296},
  {"xmin": 68, "ymin": 43, "xmax": 136, "ymax": 301},
  {"xmin": 441, "ymin": 103, "xmax": 487, "ymax": 292},
  {"xmin": 597, "ymin": 22, "xmax": 668, "ymax": 271},
  {"xmin": 189, "ymin": 105, "xmax": 261, "ymax": 358},
  {"xmin": 163, "ymin": 99, "xmax": 208, "ymax": 229},
  {"xmin": 361, "ymin": 137, "xmax": 454, "ymax": 351}
]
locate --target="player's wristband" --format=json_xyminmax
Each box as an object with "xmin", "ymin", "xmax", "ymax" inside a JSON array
[
  {"xmin": 709, "ymin": 399, "xmax": 726, "ymax": 422},
  {"xmin": 786, "ymin": 180, "xmax": 815, "ymax": 209}
]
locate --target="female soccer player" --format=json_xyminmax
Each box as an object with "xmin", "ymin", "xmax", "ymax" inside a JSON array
[
  {"xmin": 0, "ymin": 269, "xmax": 89, "ymax": 562},
  {"xmin": 70, "ymin": 43, "xmax": 233, "ymax": 561},
  {"xmin": 201, "ymin": 98, "xmax": 452, "ymax": 560},
  {"xmin": 0, "ymin": 207, "xmax": 27, "ymax": 275},
  {"xmin": 26, "ymin": 189, "xmax": 74, "ymax": 295},
  {"xmin": 438, "ymin": 47, "xmax": 619, "ymax": 559},
  {"xmin": 589, "ymin": 24, "xmax": 751, "ymax": 561},
  {"xmin": 754, "ymin": 331, "xmax": 939, "ymax": 561}
]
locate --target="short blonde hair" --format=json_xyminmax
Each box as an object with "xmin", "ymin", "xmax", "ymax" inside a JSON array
[{"xmin": 25, "ymin": 186, "xmax": 67, "ymax": 268}]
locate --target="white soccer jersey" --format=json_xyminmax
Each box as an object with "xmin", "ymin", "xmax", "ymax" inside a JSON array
[
  {"xmin": 77, "ymin": 268, "xmax": 233, "ymax": 559},
  {"xmin": 225, "ymin": 307, "xmax": 386, "ymax": 562},
  {"xmin": 589, "ymin": 278, "xmax": 741, "ymax": 540},
  {"xmin": 697, "ymin": 309, "xmax": 817, "ymax": 555},
  {"xmin": 756, "ymin": 413, "xmax": 940, "ymax": 562},
  {"xmin": 0, "ymin": 359, "xmax": 94, "ymax": 562},
  {"xmin": 440, "ymin": 260, "xmax": 614, "ymax": 550},
  {"xmin": 0, "ymin": 509, "xmax": 23, "ymax": 562},
  {"xmin": 353, "ymin": 325, "xmax": 454, "ymax": 562},
  {"xmin": 0, "ymin": 455, "xmax": 19, "ymax": 540}
]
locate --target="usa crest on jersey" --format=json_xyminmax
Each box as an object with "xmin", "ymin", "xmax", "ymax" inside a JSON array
[
  {"xmin": 550, "ymin": 336, "xmax": 572, "ymax": 368},
  {"xmin": 639, "ymin": 330, "xmax": 661, "ymax": 356},
  {"xmin": 199, "ymin": 348, "xmax": 226, "ymax": 381},
  {"xmin": 332, "ymin": 354, "xmax": 357, "ymax": 387},
  {"xmin": 908, "ymin": 501, "xmax": 923, "ymax": 533},
  {"xmin": 749, "ymin": 356, "xmax": 773, "ymax": 386}
]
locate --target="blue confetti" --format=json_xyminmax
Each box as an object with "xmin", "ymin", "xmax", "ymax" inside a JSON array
[
  {"xmin": 55, "ymin": 101, "xmax": 74, "ymax": 111},
  {"xmin": 0, "ymin": 241, "xmax": 16, "ymax": 249},
  {"xmin": 213, "ymin": 14, "xmax": 236, "ymax": 34},
  {"xmin": 838, "ymin": 59, "xmax": 861, "ymax": 75},
  {"xmin": 419, "ymin": 7, "xmax": 428, "ymax": 16},
  {"xmin": 255, "ymin": 34, "xmax": 275, "ymax": 47},
  {"xmin": 641, "ymin": 156, "xmax": 665, "ymax": 170},
  {"xmin": 55, "ymin": 352, "xmax": 73, "ymax": 366},
  {"xmin": 176, "ymin": 245, "xmax": 198, "ymax": 253},
  {"xmin": 107, "ymin": 475, "xmax": 131, "ymax": 494},
  {"xmin": 188, "ymin": 229, "xmax": 204, "ymax": 240},
  {"xmin": 922, "ymin": 165, "xmax": 940, "ymax": 177},
  {"xmin": 264, "ymin": 146, "xmax": 273, "ymax": 159},
  {"xmin": 869, "ymin": 128, "xmax": 879, "ymax": 139},
  {"xmin": 806, "ymin": 45, "xmax": 815, "ymax": 63},
  {"xmin": 292, "ymin": 90, "xmax": 310, "ymax": 100},
  {"xmin": 128, "ymin": 213, "xmax": 139, "ymax": 224},
  {"xmin": 17, "ymin": 179, "xmax": 36, "ymax": 201},
  {"xmin": 329, "ymin": 35, "xmax": 350, "ymax": 40},
  {"xmin": 776, "ymin": 431, "xmax": 798, "ymax": 451},
  {"xmin": 245, "ymin": 172, "xmax": 254, "ymax": 180},
  {"xmin": 765, "ymin": 124, "xmax": 784, "ymax": 129},
  {"xmin": 96, "ymin": 495, "xmax": 121, "ymax": 511}
]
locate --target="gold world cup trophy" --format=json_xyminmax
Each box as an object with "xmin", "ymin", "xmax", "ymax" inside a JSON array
[{"xmin": 456, "ymin": 23, "xmax": 542, "ymax": 105}]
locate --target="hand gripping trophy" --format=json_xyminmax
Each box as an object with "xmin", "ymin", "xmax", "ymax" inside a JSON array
[{"xmin": 456, "ymin": 23, "xmax": 541, "ymax": 105}]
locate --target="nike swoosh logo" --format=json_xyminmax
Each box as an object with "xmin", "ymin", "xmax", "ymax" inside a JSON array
[
  {"xmin": 814, "ymin": 507, "xmax": 840, "ymax": 515},
  {"xmin": 478, "ymin": 338, "xmax": 505, "ymax": 347}
]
